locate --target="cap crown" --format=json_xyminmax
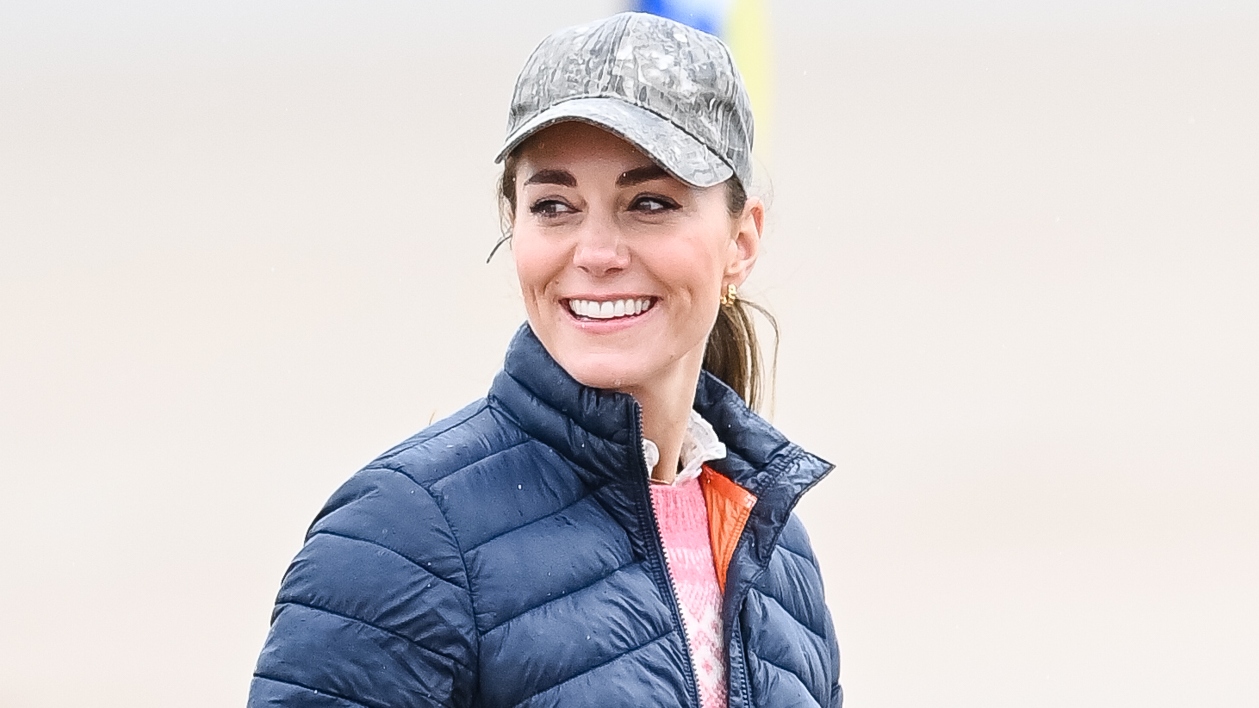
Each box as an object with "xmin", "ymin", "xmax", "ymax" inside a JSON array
[{"xmin": 505, "ymin": 12, "xmax": 754, "ymax": 188}]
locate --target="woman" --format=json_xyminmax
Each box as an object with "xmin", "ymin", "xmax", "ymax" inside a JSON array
[{"xmin": 249, "ymin": 12, "xmax": 841, "ymax": 708}]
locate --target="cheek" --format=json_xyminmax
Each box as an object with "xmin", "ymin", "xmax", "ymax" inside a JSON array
[
  {"xmin": 511, "ymin": 229, "xmax": 561, "ymax": 296},
  {"xmin": 658, "ymin": 233, "xmax": 727, "ymax": 304},
  {"xmin": 649, "ymin": 237, "xmax": 727, "ymax": 346}
]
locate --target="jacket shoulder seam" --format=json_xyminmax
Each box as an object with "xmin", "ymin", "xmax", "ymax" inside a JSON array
[{"xmin": 373, "ymin": 462, "xmax": 482, "ymax": 653}]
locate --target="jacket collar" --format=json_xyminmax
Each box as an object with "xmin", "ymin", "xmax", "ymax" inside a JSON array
[{"xmin": 488, "ymin": 324, "xmax": 833, "ymax": 507}]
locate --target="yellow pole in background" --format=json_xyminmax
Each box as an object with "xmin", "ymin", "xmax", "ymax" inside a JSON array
[{"xmin": 724, "ymin": 0, "xmax": 773, "ymax": 162}]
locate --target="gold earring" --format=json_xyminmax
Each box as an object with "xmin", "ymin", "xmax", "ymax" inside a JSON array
[{"xmin": 720, "ymin": 283, "xmax": 738, "ymax": 307}]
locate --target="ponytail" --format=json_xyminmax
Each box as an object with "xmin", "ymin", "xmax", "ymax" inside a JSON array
[{"xmin": 702, "ymin": 178, "xmax": 777, "ymax": 412}]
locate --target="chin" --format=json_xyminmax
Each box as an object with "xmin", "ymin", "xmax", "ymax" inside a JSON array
[{"xmin": 555, "ymin": 352, "xmax": 650, "ymax": 392}]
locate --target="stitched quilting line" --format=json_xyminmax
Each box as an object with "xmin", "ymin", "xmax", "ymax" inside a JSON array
[
  {"xmin": 385, "ymin": 450, "xmax": 618, "ymax": 643},
  {"xmin": 745, "ymin": 587, "xmax": 830, "ymax": 650},
  {"xmin": 760, "ymin": 553, "xmax": 829, "ymax": 639},
  {"xmin": 253, "ymin": 673, "xmax": 404, "ymax": 708},
  {"xmin": 374, "ymin": 437, "xmax": 533, "ymax": 494},
  {"xmin": 767, "ymin": 544, "xmax": 826, "ymax": 596},
  {"xmin": 744, "ymin": 650, "xmax": 825, "ymax": 708},
  {"xmin": 505, "ymin": 630, "xmax": 675, "ymax": 708},
  {"xmin": 374, "ymin": 463, "xmax": 481, "ymax": 664},
  {"xmin": 460, "ymin": 482, "xmax": 610, "ymax": 555},
  {"xmin": 467, "ymin": 497, "xmax": 628, "ymax": 636},
  {"xmin": 479, "ymin": 558, "xmax": 643, "ymax": 636},
  {"xmin": 773, "ymin": 542, "xmax": 817, "ymax": 569},
  {"xmin": 274, "ymin": 600, "xmax": 474, "ymax": 674},
  {"xmin": 421, "ymin": 438, "xmax": 537, "ymax": 490},
  {"xmin": 381, "ymin": 440, "xmax": 564, "ymax": 562},
  {"xmin": 307, "ymin": 530, "xmax": 463, "ymax": 592},
  {"xmin": 392, "ymin": 440, "xmax": 624, "ymax": 636}
]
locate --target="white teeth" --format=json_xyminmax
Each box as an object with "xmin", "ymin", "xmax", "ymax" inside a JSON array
[{"xmin": 568, "ymin": 298, "xmax": 654, "ymax": 320}]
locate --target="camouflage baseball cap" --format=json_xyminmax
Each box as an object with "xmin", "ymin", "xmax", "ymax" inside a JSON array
[{"xmin": 495, "ymin": 12, "xmax": 754, "ymax": 189}]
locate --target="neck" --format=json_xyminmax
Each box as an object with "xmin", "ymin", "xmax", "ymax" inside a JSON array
[{"xmin": 623, "ymin": 350, "xmax": 705, "ymax": 485}]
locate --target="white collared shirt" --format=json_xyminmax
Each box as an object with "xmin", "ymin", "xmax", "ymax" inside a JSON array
[{"xmin": 641, "ymin": 410, "xmax": 728, "ymax": 485}]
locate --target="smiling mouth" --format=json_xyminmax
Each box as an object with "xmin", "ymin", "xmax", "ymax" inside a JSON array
[{"xmin": 566, "ymin": 297, "xmax": 656, "ymax": 321}]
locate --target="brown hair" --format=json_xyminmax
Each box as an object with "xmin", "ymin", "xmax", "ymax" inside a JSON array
[
  {"xmin": 496, "ymin": 156, "xmax": 777, "ymax": 412},
  {"xmin": 704, "ymin": 177, "xmax": 778, "ymax": 412}
]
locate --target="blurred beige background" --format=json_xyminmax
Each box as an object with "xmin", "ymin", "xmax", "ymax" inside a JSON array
[{"xmin": 1, "ymin": 1, "xmax": 1256, "ymax": 706}]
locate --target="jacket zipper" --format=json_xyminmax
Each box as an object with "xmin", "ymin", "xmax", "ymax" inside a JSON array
[
  {"xmin": 725, "ymin": 580, "xmax": 756, "ymax": 706},
  {"xmin": 718, "ymin": 502, "xmax": 758, "ymax": 708},
  {"xmin": 631, "ymin": 404, "xmax": 702, "ymax": 707},
  {"xmin": 722, "ymin": 450, "xmax": 829, "ymax": 706}
]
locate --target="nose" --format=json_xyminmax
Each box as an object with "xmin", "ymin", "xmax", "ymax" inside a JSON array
[{"xmin": 571, "ymin": 213, "xmax": 629, "ymax": 276}]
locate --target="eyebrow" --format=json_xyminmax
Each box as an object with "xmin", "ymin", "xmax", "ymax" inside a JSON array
[
  {"xmin": 523, "ymin": 169, "xmax": 576, "ymax": 187},
  {"xmin": 521, "ymin": 164, "xmax": 669, "ymax": 188},
  {"xmin": 617, "ymin": 165, "xmax": 668, "ymax": 186}
]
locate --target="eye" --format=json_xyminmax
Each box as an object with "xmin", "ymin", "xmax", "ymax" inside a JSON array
[
  {"xmin": 630, "ymin": 195, "xmax": 680, "ymax": 213},
  {"xmin": 529, "ymin": 199, "xmax": 576, "ymax": 217}
]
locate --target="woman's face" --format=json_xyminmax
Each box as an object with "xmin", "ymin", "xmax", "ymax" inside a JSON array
[{"xmin": 511, "ymin": 122, "xmax": 761, "ymax": 395}]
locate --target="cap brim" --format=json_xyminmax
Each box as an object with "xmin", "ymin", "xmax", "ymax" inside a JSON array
[{"xmin": 494, "ymin": 96, "xmax": 734, "ymax": 188}]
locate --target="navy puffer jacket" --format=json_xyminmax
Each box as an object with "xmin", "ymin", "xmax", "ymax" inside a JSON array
[{"xmin": 249, "ymin": 325, "xmax": 842, "ymax": 707}]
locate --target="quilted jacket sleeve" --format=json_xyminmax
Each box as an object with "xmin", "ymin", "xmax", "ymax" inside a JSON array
[
  {"xmin": 745, "ymin": 512, "xmax": 843, "ymax": 708},
  {"xmin": 248, "ymin": 465, "xmax": 478, "ymax": 707}
]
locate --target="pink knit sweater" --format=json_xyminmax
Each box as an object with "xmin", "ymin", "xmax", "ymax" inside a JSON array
[{"xmin": 651, "ymin": 476, "xmax": 728, "ymax": 708}]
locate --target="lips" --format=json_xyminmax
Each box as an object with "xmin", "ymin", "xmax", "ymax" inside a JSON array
[{"xmin": 566, "ymin": 297, "xmax": 655, "ymax": 320}]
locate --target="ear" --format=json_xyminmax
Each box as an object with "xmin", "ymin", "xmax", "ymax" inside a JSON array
[{"xmin": 725, "ymin": 196, "xmax": 764, "ymax": 287}]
